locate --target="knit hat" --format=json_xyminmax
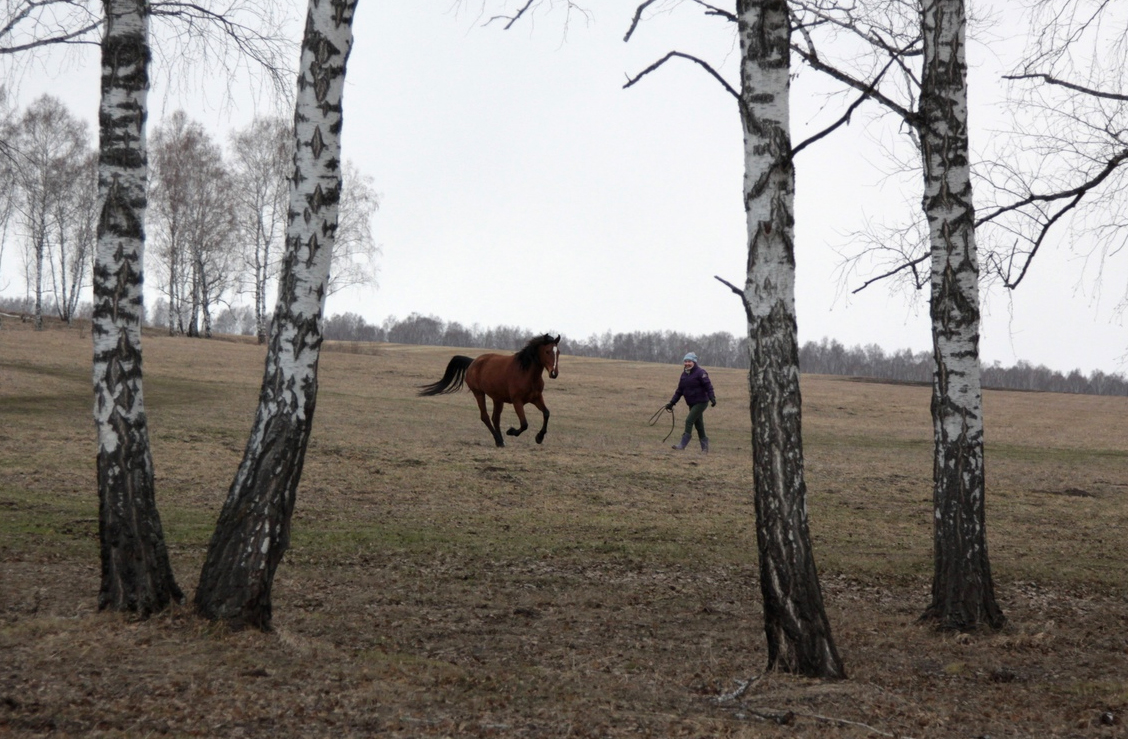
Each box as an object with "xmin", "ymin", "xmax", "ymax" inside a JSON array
[{"xmin": 683, "ymin": 352, "xmax": 698, "ymax": 363}]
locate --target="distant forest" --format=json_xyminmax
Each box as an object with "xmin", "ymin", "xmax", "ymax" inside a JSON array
[
  {"xmin": 322, "ymin": 311, "xmax": 1128, "ymax": 397},
  {"xmin": 3, "ymin": 297, "xmax": 1123, "ymax": 396}
]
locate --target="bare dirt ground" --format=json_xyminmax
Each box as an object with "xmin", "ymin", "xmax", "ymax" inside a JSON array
[{"xmin": 3, "ymin": 317, "xmax": 1128, "ymax": 738}]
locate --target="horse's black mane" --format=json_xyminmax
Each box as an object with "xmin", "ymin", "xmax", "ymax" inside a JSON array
[{"xmin": 515, "ymin": 334, "xmax": 556, "ymax": 371}]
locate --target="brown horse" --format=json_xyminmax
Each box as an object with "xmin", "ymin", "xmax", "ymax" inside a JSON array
[{"xmin": 418, "ymin": 334, "xmax": 561, "ymax": 447}]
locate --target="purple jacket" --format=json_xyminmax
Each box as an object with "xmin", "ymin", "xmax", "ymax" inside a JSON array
[{"xmin": 669, "ymin": 364, "xmax": 715, "ymax": 407}]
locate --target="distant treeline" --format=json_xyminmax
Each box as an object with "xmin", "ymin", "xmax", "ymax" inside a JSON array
[
  {"xmin": 325, "ymin": 311, "xmax": 1128, "ymax": 397},
  {"xmin": 4, "ymin": 297, "xmax": 1124, "ymax": 396}
]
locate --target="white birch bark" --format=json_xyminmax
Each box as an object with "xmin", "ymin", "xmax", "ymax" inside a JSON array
[
  {"xmin": 736, "ymin": 0, "xmax": 844, "ymax": 678},
  {"xmin": 91, "ymin": 0, "xmax": 182, "ymax": 614},
  {"xmin": 194, "ymin": 0, "xmax": 357, "ymax": 629},
  {"xmin": 920, "ymin": 0, "xmax": 1004, "ymax": 630}
]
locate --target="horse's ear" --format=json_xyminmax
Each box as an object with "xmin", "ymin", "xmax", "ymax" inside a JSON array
[{"xmin": 553, "ymin": 335, "xmax": 560, "ymax": 344}]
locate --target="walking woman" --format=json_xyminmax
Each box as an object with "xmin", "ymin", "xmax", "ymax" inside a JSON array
[{"xmin": 664, "ymin": 352, "xmax": 716, "ymax": 452}]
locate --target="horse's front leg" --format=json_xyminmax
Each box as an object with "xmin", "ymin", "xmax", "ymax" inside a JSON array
[
  {"xmin": 506, "ymin": 400, "xmax": 529, "ymax": 437},
  {"xmin": 474, "ymin": 391, "xmax": 504, "ymax": 447},
  {"xmin": 531, "ymin": 396, "xmax": 550, "ymax": 444}
]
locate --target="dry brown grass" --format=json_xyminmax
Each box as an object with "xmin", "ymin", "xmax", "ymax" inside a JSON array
[{"xmin": 3, "ymin": 317, "xmax": 1128, "ymax": 737}]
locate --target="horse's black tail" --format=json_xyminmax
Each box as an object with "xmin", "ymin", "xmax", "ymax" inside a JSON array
[{"xmin": 418, "ymin": 355, "xmax": 474, "ymax": 396}]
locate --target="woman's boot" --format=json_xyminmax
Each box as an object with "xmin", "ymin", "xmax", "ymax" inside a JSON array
[
  {"xmin": 672, "ymin": 433, "xmax": 691, "ymax": 450},
  {"xmin": 700, "ymin": 438, "xmax": 709, "ymax": 453}
]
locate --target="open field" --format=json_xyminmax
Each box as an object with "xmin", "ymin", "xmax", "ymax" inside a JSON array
[{"xmin": 3, "ymin": 317, "xmax": 1128, "ymax": 737}]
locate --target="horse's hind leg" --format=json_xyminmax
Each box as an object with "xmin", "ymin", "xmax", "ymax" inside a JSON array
[
  {"xmin": 531, "ymin": 396, "xmax": 550, "ymax": 444},
  {"xmin": 506, "ymin": 401, "xmax": 530, "ymax": 437},
  {"xmin": 489, "ymin": 399, "xmax": 510, "ymax": 443},
  {"xmin": 474, "ymin": 391, "xmax": 504, "ymax": 447}
]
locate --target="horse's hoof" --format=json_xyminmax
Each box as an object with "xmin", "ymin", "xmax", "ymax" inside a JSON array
[{"xmin": 535, "ymin": 433, "xmax": 545, "ymax": 444}]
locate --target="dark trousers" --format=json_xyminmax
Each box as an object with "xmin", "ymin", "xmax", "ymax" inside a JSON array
[{"xmin": 683, "ymin": 402, "xmax": 708, "ymax": 440}]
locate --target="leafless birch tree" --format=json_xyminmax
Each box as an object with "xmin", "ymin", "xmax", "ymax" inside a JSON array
[
  {"xmin": 329, "ymin": 159, "xmax": 380, "ymax": 297},
  {"xmin": 9, "ymin": 95, "xmax": 90, "ymax": 329},
  {"xmin": 150, "ymin": 111, "xmax": 238, "ymax": 338},
  {"xmin": 92, "ymin": 0, "xmax": 183, "ymax": 615},
  {"xmin": 914, "ymin": 0, "xmax": 1004, "ymax": 630},
  {"xmin": 194, "ymin": 0, "xmax": 358, "ymax": 630},
  {"xmin": 789, "ymin": 0, "xmax": 1011, "ymax": 629},
  {"xmin": 795, "ymin": 0, "xmax": 1128, "ymax": 629},
  {"xmin": 48, "ymin": 152, "xmax": 98, "ymax": 323},
  {"xmin": 230, "ymin": 115, "xmax": 290, "ymax": 343},
  {"xmin": 625, "ymin": 0, "xmax": 845, "ymax": 677},
  {"xmin": 87, "ymin": 0, "xmax": 293, "ymax": 618},
  {"xmin": 149, "ymin": 112, "xmax": 194, "ymax": 335},
  {"xmin": 0, "ymin": 87, "xmax": 17, "ymax": 287},
  {"xmin": 150, "ymin": 111, "xmax": 236, "ymax": 337}
]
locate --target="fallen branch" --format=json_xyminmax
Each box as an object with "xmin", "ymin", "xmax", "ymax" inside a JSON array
[
  {"xmin": 740, "ymin": 705, "xmax": 915, "ymax": 738},
  {"xmin": 714, "ymin": 674, "xmax": 761, "ymax": 703},
  {"xmin": 715, "ymin": 673, "xmax": 911, "ymax": 738}
]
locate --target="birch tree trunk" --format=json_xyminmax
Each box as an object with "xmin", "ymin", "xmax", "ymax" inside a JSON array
[
  {"xmin": 194, "ymin": 0, "xmax": 357, "ymax": 630},
  {"xmin": 919, "ymin": 0, "xmax": 1004, "ymax": 631},
  {"xmin": 91, "ymin": 0, "xmax": 183, "ymax": 614},
  {"xmin": 736, "ymin": 0, "xmax": 845, "ymax": 677},
  {"xmin": 33, "ymin": 233, "xmax": 44, "ymax": 330},
  {"xmin": 254, "ymin": 240, "xmax": 269, "ymax": 343}
]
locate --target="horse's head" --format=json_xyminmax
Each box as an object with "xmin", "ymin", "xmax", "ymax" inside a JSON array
[
  {"xmin": 538, "ymin": 334, "xmax": 560, "ymax": 379},
  {"xmin": 517, "ymin": 334, "xmax": 561, "ymax": 377}
]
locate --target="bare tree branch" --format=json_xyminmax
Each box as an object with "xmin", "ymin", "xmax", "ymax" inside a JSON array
[
  {"xmin": 622, "ymin": 0, "xmax": 659, "ymax": 43},
  {"xmin": 982, "ymin": 0, "xmax": 1128, "ymax": 298},
  {"xmin": 790, "ymin": 40, "xmax": 919, "ymax": 127},
  {"xmin": 623, "ymin": 50, "xmax": 739, "ymax": 103},
  {"xmin": 1004, "ymin": 72, "xmax": 1128, "ymax": 103},
  {"xmin": 740, "ymin": 707, "xmax": 909, "ymax": 738},
  {"xmin": 793, "ymin": 53, "xmax": 900, "ymax": 156},
  {"xmin": 977, "ymin": 148, "xmax": 1128, "ymax": 227},
  {"xmin": 0, "ymin": 0, "xmax": 101, "ymax": 55},
  {"xmin": 687, "ymin": 0, "xmax": 735, "ymax": 23},
  {"xmin": 149, "ymin": 0, "xmax": 295, "ymax": 101},
  {"xmin": 477, "ymin": 0, "xmax": 590, "ymax": 35},
  {"xmin": 488, "ymin": 0, "xmax": 534, "ymax": 30},
  {"xmin": 714, "ymin": 274, "xmax": 744, "ymax": 297},
  {"xmin": 2, "ymin": 0, "xmax": 296, "ymax": 110},
  {"xmin": 991, "ymin": 194, "xmax": 1082, "ymax": 289},
  {"xmin": 850, "ymin": 253, "xmax": 928, "ymax": 294},
  {"xmin": 1020, "ymin": 0, "xmax": 1119, "ymax": 77}
]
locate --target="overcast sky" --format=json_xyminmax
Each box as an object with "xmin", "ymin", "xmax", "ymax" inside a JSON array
[{"xmin": 3, "ymin": 1, "xmax": 1126, "ymax": 375}]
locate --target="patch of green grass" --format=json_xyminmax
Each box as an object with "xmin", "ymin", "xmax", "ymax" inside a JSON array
[
  {"xmin": 284, "ymin": 503, "xmax": 755, "ymax": 571},
  {"xmin": 1064, "ymin": 680, "xmax": 1128, "ymax": 701},
  {"xmin": 0, "ymin": 394, "xmax": 90, "ymax": 416},
  {"xmin": 806, "ymin": 432, "xmax": 931, "ymax": 452},
  {"xmin": 159, "ymin": 508, "xmax": 224, "ymax": 547},
  {"xmin": 0, "ymin": 488, "xmax": 98, "ymax": 557},
  {"xmin": 0, "ymin": 360, "xmax": 89, "ymax": 383},
  {"xmin": 147, "ymin": 376, "xmax": 249, "ymax": 408},
  {"xmin": 988, "ymin": 444, "xmax": 1128, "ymax": 463}
]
